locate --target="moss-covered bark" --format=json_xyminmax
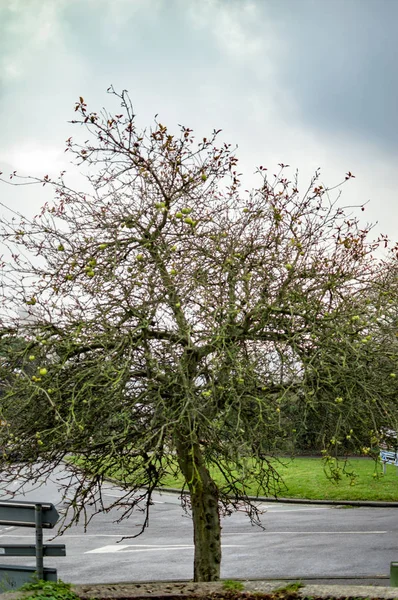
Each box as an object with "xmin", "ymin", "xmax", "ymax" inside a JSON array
[{"xmin": 176, "ymin": 437, "xmax": 221, "ymax": 582}]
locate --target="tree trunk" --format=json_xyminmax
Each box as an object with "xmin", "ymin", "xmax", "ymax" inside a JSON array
[{"xmin": 176, "ymin": 437, "xmax": 221, "ymax": 582}]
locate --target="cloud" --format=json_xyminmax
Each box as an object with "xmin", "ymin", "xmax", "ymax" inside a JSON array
[
  {"xmin": 260, "ymin": 0, "xmax": 398, "ymax": 152},
  {"xmin": 187, "ymin": 0, "xmax": 267, "ymax": 62},
  {"xmin": 0, "ymin": 142, "xmax": 66, "ymax": 176},
  {"xmin": 0, "ymin": 0, "xmax": 397, "ymax": 244},
  {"xmin": 0, "ymin": 0, "xmax": 67, "ymax": 84}
]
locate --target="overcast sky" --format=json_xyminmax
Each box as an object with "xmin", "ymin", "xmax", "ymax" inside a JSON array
[{"xmin": 1, "ymin": 0, "xmax": 397, "ymax": 244}]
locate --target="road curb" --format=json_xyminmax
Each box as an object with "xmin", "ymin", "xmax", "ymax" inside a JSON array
[
  {"xmin": 153, "ymin": 486, "xmax": 398, "ymax": 508},
  {"xmin": 101, "ymin": 473, "xmax": 398, "ymax": 507},
  {"xmin": 4, "ymin": 581, "xmax": 398, "ymax": 600},
  {"xmin": 70, "ymin": 580, "xmax": 398, "ymax": 599},
  {"xmin": 89, "ymin": 463, "xmax": 398, "ymax": 508}
]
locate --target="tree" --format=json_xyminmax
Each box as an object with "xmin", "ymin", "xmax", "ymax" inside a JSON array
[
  {"xmin": 0, "ymin": 331, "xmax": 41, "ymax": 403},
  {"xmin": 293, "ymin": 254, "xmax": 398, "ymax": 456},
  {"xmin": 0, "ymin": 88, "xmax": 397, "ymax": 581}
]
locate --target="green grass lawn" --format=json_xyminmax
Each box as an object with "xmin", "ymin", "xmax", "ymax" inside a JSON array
[
  {"xmin": 267, "ymin": 457, "xmax": 398, "ymax": 501},
  {"xmin": 155, "ymin": 457, "xmax": 398, "ymax": 502},
  {"xmin": 72, "ymin": 454, "xmax": 398, "ymax": 502}
]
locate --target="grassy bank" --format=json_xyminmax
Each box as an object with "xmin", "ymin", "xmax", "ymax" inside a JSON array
[
  {"xmin": 264, "ymin": 457, "xmax": 398, "ymax": 501},
  {"xmin": 152, "ymin": 457, "xmax": 397, "ymax": 502},
  {"xmin": 77, "ymin": 454, "xmax": 398, "ymax": 502}
]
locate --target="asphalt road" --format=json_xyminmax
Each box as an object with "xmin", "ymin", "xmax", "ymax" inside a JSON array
[{"xmin": 0, "ymin": 465, "xmax": 397, "ymax": 585}]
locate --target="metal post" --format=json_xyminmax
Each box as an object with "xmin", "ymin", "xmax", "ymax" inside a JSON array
[
  {"xmin": 391, "ymin": 562, "xmax": 398, "ymax": 586},
  {"xmin": 34, "ymin": 505, "xmax": 44, "ymax": 580}
]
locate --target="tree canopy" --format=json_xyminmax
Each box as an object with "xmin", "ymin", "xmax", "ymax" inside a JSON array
[{"xmin": 0, "ymin": 88, "xmax": 397, "ymax": 581}]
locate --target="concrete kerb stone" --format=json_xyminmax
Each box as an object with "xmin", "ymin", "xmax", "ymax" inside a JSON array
[
  {"xmin": 71, "ymin": 580, "xmax": 398, "ymax": 599},
  {"xmin": 101, "ymin": 473, "xmax": 398, "ymax": 508},
  {"xmin": 96, "ymin": 463, "xmax": 398, "ymax": 508},
  {"xmin": 3, "ymin": 580, "xmax": 398, "ymax": 599},
  {"xmin": 153, "ymin": 486, "xmax": 398, "ymax": 508},
  {"xmin": 245, "ymin": 581, "xmax": 398, "ymax": 599},
  {"xmin": 71, "ymin": 581, "xmax": 398, "ymax": 599}
]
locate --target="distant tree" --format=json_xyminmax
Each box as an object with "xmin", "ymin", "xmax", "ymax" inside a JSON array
[
  {"xmin": 294, "ymin": 253, "xmax": 398, "ymax": 456},
  {"xmin": 0, "ymin": 88, "xmax": 397, "ymax": 581},
  {"xmin": 0, "ymin": 332, "xmax": 43, "ymax": 436},
  {"xmin": 0, "ymin": 332, "xmax": 34, "ymax": 394}
]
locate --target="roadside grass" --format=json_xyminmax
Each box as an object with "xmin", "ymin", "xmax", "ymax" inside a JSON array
[
  {"xmin": 19, "ymin": 579, "xmax": 79, "ymax": 600},
  {"xmin": 158, "ymin": 457, "xmax": 398, "ymax": 501},
  {"xmin": 265, "ymin": 457, "xmax": 398, "ymax": 502},
  {"xmin": 71, "ymin": 456, "xmax": 398, "ymax": 502},
  {"xmin": 274, "ymin": 581, "xmax": 304, "ymax": 593},
  {"xmin": 222, "ymin": 580, "xmax": 245, "ymax": 591}
]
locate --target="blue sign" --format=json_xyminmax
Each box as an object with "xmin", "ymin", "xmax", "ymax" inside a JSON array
[{"xmin": 380, "ymin": 450, "xmax": 398, "ymax": 466}]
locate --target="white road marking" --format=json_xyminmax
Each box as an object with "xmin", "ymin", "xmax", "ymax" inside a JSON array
[
  {"xmin": 86, "ymin": 544, "xmax": 192, "ymax": 553},
  {"xmin": 0, "ymin": 529, "xmax": 388, "ymax": 540},
  {"xmin": 103, "ymin": 494, "xmax": 331, "ymax": 511},
  {"xmin": 259, "ymin": 506, "xmax": 330, "ymax": 512},
  {"xmin": 224, "ymin": 531, "xmax": 388, "ymax": 535},
  {"xmin": 0, "ymin": 533, "xmax": 129, "ymax": 539},
  {"xmin": 104, "ymin": 493, "xmax": 164, "ymax": 504},
  {"xmin": 86, "ymin": 544, "xmax": 241, "ymax": 554},
  {"xmin": 0, "ymin": 526, "xmax": 15, "ymax": 536},
  {"xmin": 102, "ymin": 497, "xmax": 333, "ymax": 512}
]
